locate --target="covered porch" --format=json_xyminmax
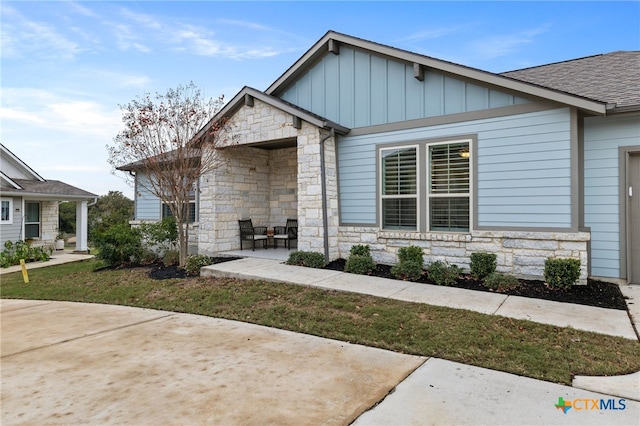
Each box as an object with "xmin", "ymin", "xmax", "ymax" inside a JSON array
[{"xmin": 196, "ymin": 87, "xmax": 348, "ymax": 260}]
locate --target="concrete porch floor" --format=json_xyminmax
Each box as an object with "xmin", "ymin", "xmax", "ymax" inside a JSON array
[{"xmin": 217, "ymin": 247, "xmax": 295, "ymax": 262}]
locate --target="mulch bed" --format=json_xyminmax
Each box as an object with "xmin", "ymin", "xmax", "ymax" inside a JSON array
[
  {"xmin": 147, "ymin": 257, "xmax": 241, "ymax": 280},
  {"xmin": 324, "ymin": 259, "xmax": 628, "ymax": 311}
]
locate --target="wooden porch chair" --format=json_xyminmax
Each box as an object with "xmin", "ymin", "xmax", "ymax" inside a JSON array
[
  {"xmin": 238, "ymin": 219, "xmax": 268, "ymax": 251},
  {"xmin": 273, "ymin": 218, "xmax": 298, "ymax": 249}
]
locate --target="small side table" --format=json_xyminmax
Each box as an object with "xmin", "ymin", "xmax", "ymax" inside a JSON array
[{"xmin": 266, "ymin": 229, "xmax": 275, "ymax": 248}]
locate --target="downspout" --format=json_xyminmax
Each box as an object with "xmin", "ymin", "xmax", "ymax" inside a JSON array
[{"xmin": 319, "ymin": 128, "xmax": 334, "ymax": 263}]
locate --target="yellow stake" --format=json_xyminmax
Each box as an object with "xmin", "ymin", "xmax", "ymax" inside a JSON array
[{"xmin": 20, "ymin": 259, "xmax": 29, "ymax": 284}]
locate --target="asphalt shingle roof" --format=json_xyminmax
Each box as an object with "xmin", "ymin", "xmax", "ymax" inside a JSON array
[
  {"xmin": 502, "ymin": 51, "xmax": 640, "ymax": 108},
  {"xmin": 10, "ymin": 179, "xmax": 97, "ymax": 198}
]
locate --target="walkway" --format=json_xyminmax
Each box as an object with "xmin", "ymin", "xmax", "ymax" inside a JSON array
[{"xmin": 0, "ymin": 251, "xmax": 94, "ymax": 275}]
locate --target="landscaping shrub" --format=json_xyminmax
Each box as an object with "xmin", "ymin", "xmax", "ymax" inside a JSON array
[
  {"xmin": 0, "ymin": 240, "xmax": 50, "ymax": 268},
  {"xmin": 184, "ymin": 254, "xmax": 213, "ymax": 276},
  {"xmin": 483, "ymin": 272, "xmax": 520, "ymax": 292},
  {"xmin": 344, "ymin": 244, "xmax": 376, "ymax": 275},
  {"xmin": 162, "ymin": 249, "xmax": 180, "ymax": 267},
  {"xmin": 345, "ymin": 254, "xmax": 376, "ymax": 275},
  {"xmin": 286, "ymin": 251, "xmax": 326, "ymax": 268},
  {"xmin": 391, "ymin": 246, "xmax": 424, "ymax": 280},
  {"xmin": 140, "ymin": 249, "xmax": 159, "ymax": 265},
  {"xmin": 139, "ymin": 217, "xmax": 178, "ymax": 254},
  {"xmin": 94, "ymin": 224, "xmax": 143, "ymax": 267},
  {"xmin": 426, "ymin": 260, "xmax": 462, "ymax": 286},
  {"xmin": 391, "ymin": 259, "xmax": 424, "ymax": 281},
  {"xmin": 397, "ymin": 245, "xmax": 424, "ymax": 264},
  {"xmin": 470, "ymin": 252, "xmax": 497, "ymax": 280},
  {"xmin": 544, "ymin": 258, "xmax": 581, "ymax": 289}
]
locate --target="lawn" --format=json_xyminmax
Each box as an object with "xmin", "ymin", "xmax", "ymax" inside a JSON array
[{"xmin": 2, "ymin": 259, "xmax": 639, "ymax": 385}]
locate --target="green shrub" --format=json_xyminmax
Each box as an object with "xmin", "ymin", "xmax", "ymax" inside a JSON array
[
  {"xmin": 94, "ymin": 224, "xmax": 143, "ymax": 267},
  {"xmin": 544, "ymin": 258, "xmax": 581, "ymax": 289},
  {"xmin": 470, "ymin": 252, "xmax": 497, "ymax": 280},
  {"xmin": 483, "ymin": 272, "xmax": 520, "ymax": 292},
  {"xmin": 391, "ymin": 259, "xmax": 424, "ymax": 281},
  {"xmin": 426, "ymin": 260, "xmax": 462, "ymax": 286},
  {"xmin": 286, "ymin": 251, "xmax": 326, "ymax": 268},
  {"xmin": 397, "ymin": 245, "xmax": 424, "ymax": 265},
  {"xmin": 345, "ymin": 255, "xmax": 376, "ymax": 275},
  {"xmin": 349, "ymin": 244, "xmax": 371, "ymax": 257},
  {"xmin": 162, "ymin": 249, "xmax": 180, "ymax": 267},
  {"xmin": 184, "ymin": 254, "xmax": 213, "ymax": 276},
  {"xmin": 0, "ymin": 240, "xmax": 51, "ymax": 268},
  {"xmin": 140, "ymin": 249, "xmax": 159, "ymax": 265},
  {"xmin": 139, "ymin": 217, "xmax": 178, "ymax": 253}
]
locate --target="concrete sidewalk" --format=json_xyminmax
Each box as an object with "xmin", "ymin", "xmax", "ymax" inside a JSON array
[
  {"xmin": 201, "ymin": 258, "xmax": 639, "ymax": 340},
  {"xmin": 0, "ymin": 251, "xmax": 94, "ymax": 275},
  {"xmin": 2, "ymin": 300, "xmax": 638, "ymax": 425}
]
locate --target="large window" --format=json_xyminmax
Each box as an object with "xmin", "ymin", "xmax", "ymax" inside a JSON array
[
  {"xmin": 162, "ymin": 202, "xmax": 196, "ymax": 223},
  {"xmin": 381, "ymin": 146, "xmax": 418, "ymax": 230},
  {"xmin": 25, "ymin": 202, "xmax": 40, "ymax": 238},
  {"xmin": 380, "ymin": 139, "xmax": 471, "ymax": 232},
  {"xmin": 1, "ymin": 198, "xmax": 12, "ymax": 224}
]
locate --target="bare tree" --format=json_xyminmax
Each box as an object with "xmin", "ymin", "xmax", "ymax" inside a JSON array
[{"xmin": 108, "ymin": 82, "xmax": 227, "ymax": 266}]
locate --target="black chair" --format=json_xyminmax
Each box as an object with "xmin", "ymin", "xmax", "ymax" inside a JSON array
[
  {"xmin": 238, "ymin": 219, "xmax": 268, "ymax": 251},
  {"xmin": 273, "ymin": 218, "xmax": 298, "ymax": 249}
]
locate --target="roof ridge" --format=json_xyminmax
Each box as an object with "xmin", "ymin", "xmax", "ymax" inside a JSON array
[{"xmin": 502, "ymin": 51, "xmax": 639, "ymax": 74}]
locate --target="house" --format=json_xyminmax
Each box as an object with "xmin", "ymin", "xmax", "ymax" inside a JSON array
[
  {"xmin": 128, "ymin": 31, "xmax": 640, "ymax": 285},
  {"xmin": 0, "ymin": 144, "xmax": 97, "ymax": 252}
]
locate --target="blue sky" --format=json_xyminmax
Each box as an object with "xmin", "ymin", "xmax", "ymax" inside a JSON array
[{"xmin": 2, "ymin": 1, "xmax": 639, "ymax": 198}]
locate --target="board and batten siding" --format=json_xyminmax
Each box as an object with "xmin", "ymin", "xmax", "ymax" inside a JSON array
[
  {"xmin": 584, "ymin": 114, "xmax": 640, "ymax": 279},
  {"xmin": 338, "ymin": 107, "xmax": 573, "ymax": 228},
  {"xmin": 134, "ymin": 173, "xmax": 161, "ymax": 220},
  {"xmin": 280, "ymin": 46, "xmax": 529, "ymax": 129}
]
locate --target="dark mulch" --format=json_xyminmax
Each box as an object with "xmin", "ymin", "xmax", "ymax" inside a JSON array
[
  {"xmin": 147, "ymin": 257, "xmax": 242, "ymax": 280},
  {"xmin": 324, "ymin": 259, "xmax": 628, "ymax": 311}
]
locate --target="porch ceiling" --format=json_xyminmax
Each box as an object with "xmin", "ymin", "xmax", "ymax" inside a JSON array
[{"xmin": 243, "ymin": 137, "xmax": 297, "ymax": 150}]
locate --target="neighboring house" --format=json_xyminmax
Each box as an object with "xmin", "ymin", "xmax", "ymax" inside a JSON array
[
  {"xmin": 0, "ymin": 144, "xmax": 97, "ymax": 252},
  {"xmin": 129, "ymin": 31, "xmax": 640, "ymax": 285}
]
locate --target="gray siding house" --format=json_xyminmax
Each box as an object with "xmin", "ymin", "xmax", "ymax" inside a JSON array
[
  {"xmin": 130, "ymin": 31, "xmax": 640, "ymax": 285},
  {"xmin": 0, "ymin": 144, "xmax": 97, "ymax": 253}
]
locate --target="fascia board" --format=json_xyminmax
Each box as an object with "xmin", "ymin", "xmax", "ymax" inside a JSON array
[
  {"xmin": 266, "ymin": 31, "xmax": 607, "ymax": 115},
  {"xmin": 0, "ymin": 190, "xmax": 96, "ymax": 200},
  {"xmin": 1, "ymin": 171, "xmax": 22, "ymax": 189},
  {"xmin": 0, "ymin": 144, "xmax": 45, "ymax": 181}
]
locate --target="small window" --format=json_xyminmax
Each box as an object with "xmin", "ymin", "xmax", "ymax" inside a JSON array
[
  {"xmin": 162, "ymin": 202, "xmax": 196, "ymax": 223},
  {"xmin": 1, "ymin": 198, "xmax": 12, "ymax": 224}
]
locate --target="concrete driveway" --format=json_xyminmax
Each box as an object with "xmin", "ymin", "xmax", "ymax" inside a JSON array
[{"xmin": 1, "ymin": 299, "xmax": 424, "ymax": 425}]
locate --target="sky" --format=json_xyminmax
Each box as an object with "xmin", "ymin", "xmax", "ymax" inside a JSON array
[{"xmin": 2, "ymin": 1, "xmax": 639, "ymax": 199}]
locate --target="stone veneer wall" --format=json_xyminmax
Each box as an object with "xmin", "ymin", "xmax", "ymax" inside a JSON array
[
  {"xmin": 198, "ymin": 98, "xmax": 338, "ymax": 257},
  {"xmin": 40, "ymin": 201, "xmax": 59, "ymax": 243},
  {"xmin": 338, "ymin": 227, "xmax": 590, "ymax": 283}
]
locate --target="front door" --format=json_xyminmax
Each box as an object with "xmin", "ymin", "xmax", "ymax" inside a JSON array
[
  {"xmin": 25, "ymin": 202, "xmax": 41, "ymax": 239},
  {"xmin": 629, "ymin": 153, "xmax": 640, "ymax": 284}
]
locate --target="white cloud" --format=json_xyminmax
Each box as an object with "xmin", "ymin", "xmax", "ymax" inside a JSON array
[
  {"xmin": 0, "ymin": 4, "xmax": 82, "ymax": 59},
  {"xmin": 469, "ymin": 25, "xmax": 551, "ymax": 60},
  {"xmin": 112, "ymin": 23, "xmax": 151, "ymax": 53},
  {"xmin": 399, "ymin": 26, "xmax": 464, "ymax": 42}
]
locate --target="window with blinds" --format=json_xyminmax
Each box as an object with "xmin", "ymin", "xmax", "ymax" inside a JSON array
[
  {"xmin": 381, "ymin": 146, "xmax": 417, "ymax": 230},
  {"xmin": 429, "ymin": 142, "xmax": 470, "ymax": 231}
]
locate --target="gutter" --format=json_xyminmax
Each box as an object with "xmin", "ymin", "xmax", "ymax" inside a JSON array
[{"xmin": 319, "ymin": 128, "xmax": 335, "ymax": 263}]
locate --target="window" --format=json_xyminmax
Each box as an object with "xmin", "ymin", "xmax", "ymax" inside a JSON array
[
  {"xmin": 25, "ymin": 202, "xmax": 40, "ymax": 238},
  {"xmin": 1, "ymin": 198, "xmax": 12, "ymax": 224},
  {"xmin": 429, "ymin": 142, "xmax": 470, "ymax": 232},
  {"xmin": 162, "ymin": 202, "xmax": 196, "ymax": 223},
  {"xmin": 381, "ymin": 146, "xmax": 418, "ymax": 230},
  {"xmin": 379, "ymin": 139, "xmax": 471, "ymax": 232}
]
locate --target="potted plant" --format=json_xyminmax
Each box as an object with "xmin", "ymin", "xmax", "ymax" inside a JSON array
[{"xmin": 54, "ymin": 231, "xmax": 65, "ymax": 251}]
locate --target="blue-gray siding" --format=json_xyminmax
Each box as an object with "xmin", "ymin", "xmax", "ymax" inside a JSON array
[
  {"xmin": 338, "ymin": 108, "xmax": 573, "ymax": 228},
  {"xmin": 0, "ymin": 196, "xmax": 23, "ymax": 244},
  {"xmin": 584, "ymin": 114, "xmax": 640, "ymax": 279},
  {"xmin": 135, "ymin": 174, "xmax": 161, "ymax": 220},
  {"xmin": 281, "ymin": 46, "xmax": 529, "ymax": 128}
]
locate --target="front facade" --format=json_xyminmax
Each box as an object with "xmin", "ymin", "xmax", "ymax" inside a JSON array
[
  {"xmin": 130, "ymin": 31, "xmax": 640, "ymax": 284},
  {"xmin": 0, "ymin": 144, "xmax": 97, "ymax": 252}
]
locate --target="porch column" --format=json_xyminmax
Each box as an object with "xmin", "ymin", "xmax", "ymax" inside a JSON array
[{"xmin": 74, "ymin": 200, "xmax": 89, "ymax": 253}]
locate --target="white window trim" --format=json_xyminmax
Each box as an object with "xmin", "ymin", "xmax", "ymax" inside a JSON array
[{"xmin": 1, "ymin": 198, "xmax": 13, "ymax": 224}]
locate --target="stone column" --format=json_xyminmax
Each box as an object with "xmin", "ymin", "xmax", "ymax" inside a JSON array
[{"xmin": 74, "ymin": 200, "xmax": 89, "ymax": 253}]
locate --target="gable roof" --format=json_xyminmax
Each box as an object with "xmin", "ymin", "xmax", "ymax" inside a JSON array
[
  {"xmin": 266, "ymin": 31, "xmax": 612, "ymax": 115},
  {"xmin": 0, "ymin": 143, "xmax": 44, "ymax": 181},
  {"xmin": 502, "ymin": 51, "xmax": 640, "ymax": 113},
  {"xmin": 193, "ymin": 86, "xmax": 350, "ymax": 144}
]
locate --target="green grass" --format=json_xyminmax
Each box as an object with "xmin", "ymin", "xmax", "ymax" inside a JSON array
[{"xmin": 2, "ymin": 259, "xmax": 639, "ymax": 385}]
